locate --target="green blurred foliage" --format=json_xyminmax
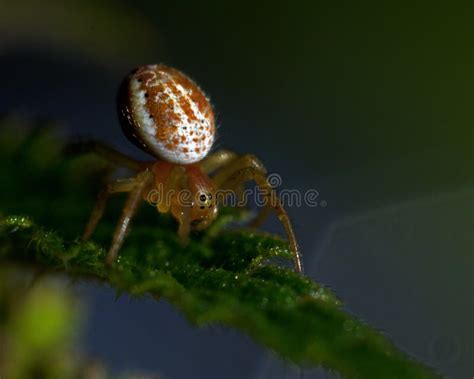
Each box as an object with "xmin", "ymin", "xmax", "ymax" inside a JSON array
[
  {"xmin": 0, "ymin": 118, "xmax": 440, "ymax": 378},
  {"xmin": 0, "ymin": 267, "xmax": 160, "ymax": 379},
  {"xmin": 0, "ymin": 270, "xmax": 78, "ymax": 379}
]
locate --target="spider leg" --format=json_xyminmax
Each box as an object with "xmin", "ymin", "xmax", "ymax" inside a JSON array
[
  {"xmin": 106, "ymin": 171, "xmax": 154, "ymax": 265},
  {"xmin": 213, "ymin": 154, "xmax": 267, "ymax": 186},
  {"xmin": 214, "ymin": 155, "xmax": 303, "ymax": 273},
  {"xmin": 171, "ymin": 169, "xmax": 193, "ymax": 245},
  {"xmin": 66, "ymin": 140, "xmax": 143, "ymax": 171},
  {"xmin": 199, "ymin": 149, "xmax": 238, "ymax": 174},
  {"xmin": 177, "ymin": 206, "xmax": 191, "ymax": 245},
  {"xmin": 213, "ymin": 154, "xmax": 267, "ymax": 207},
  {"xmin": 82, "ymin": 177, "xmax": 139, "ymax": 241},
  {"xmin": 249, "ymin": 205, "xmax": 272, "ymax": 228}
]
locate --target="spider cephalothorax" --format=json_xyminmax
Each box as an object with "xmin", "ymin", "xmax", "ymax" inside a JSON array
[{"xmin": 77, "ymin": 64, "xmax": 302, "ymax": 273}]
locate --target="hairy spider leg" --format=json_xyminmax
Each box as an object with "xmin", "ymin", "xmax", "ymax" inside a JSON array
[{"xmin": 213, "ymin": 155, "xmax": 303, "ymax": 273}]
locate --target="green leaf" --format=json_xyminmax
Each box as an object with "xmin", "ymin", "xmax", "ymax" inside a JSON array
[{"xmin": 0, "ymin": 116, "xmax": 440, "ymax": 379}]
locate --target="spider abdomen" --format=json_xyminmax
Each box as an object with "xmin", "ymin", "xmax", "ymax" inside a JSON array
[{"xmin": 118, "ymin": 64, "xmax": 215, "ymax": 165}]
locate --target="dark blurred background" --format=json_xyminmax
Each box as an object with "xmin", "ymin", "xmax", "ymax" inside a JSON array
[{"xmin": 0, "ymin": 1, "xmax": 472, "ymax": 378}]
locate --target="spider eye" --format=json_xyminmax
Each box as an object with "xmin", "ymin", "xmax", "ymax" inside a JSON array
[{"xmin": 199, "ymin": 194, "xmax": 207, "ymax": 202}]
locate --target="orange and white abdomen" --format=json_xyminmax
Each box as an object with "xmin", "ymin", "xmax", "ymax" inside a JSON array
[{"xmin": 117, "ymin": 64, "xmax": 216, "ymax": 165}]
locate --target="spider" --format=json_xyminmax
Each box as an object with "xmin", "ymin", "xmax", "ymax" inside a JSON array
[{"xmin": 74, "ymin": 64, "xmax": 303, "ymax": 273}]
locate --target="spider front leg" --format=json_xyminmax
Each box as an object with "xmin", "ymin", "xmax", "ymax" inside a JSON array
[
  {"xmin": 213, "ymin": 153, "xmax": 268, "ymax": 215},
  {"xmin": 214, "ymin": 155, "xmax": 303, "ymax": 274},
  {"xmin": 200, "ymin": 149, "xmax": 248, "ymax": 205},
  {"xmin": 82, "ymin": 177, "xmax": 138, "ymax": 241},
  {"xmin": 106, "ymin": 171, "xmax": 154, "ymax": 265},
  {"xmin": 82, "ymin": 171, "xmax": 153, "ymax": 266}
]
